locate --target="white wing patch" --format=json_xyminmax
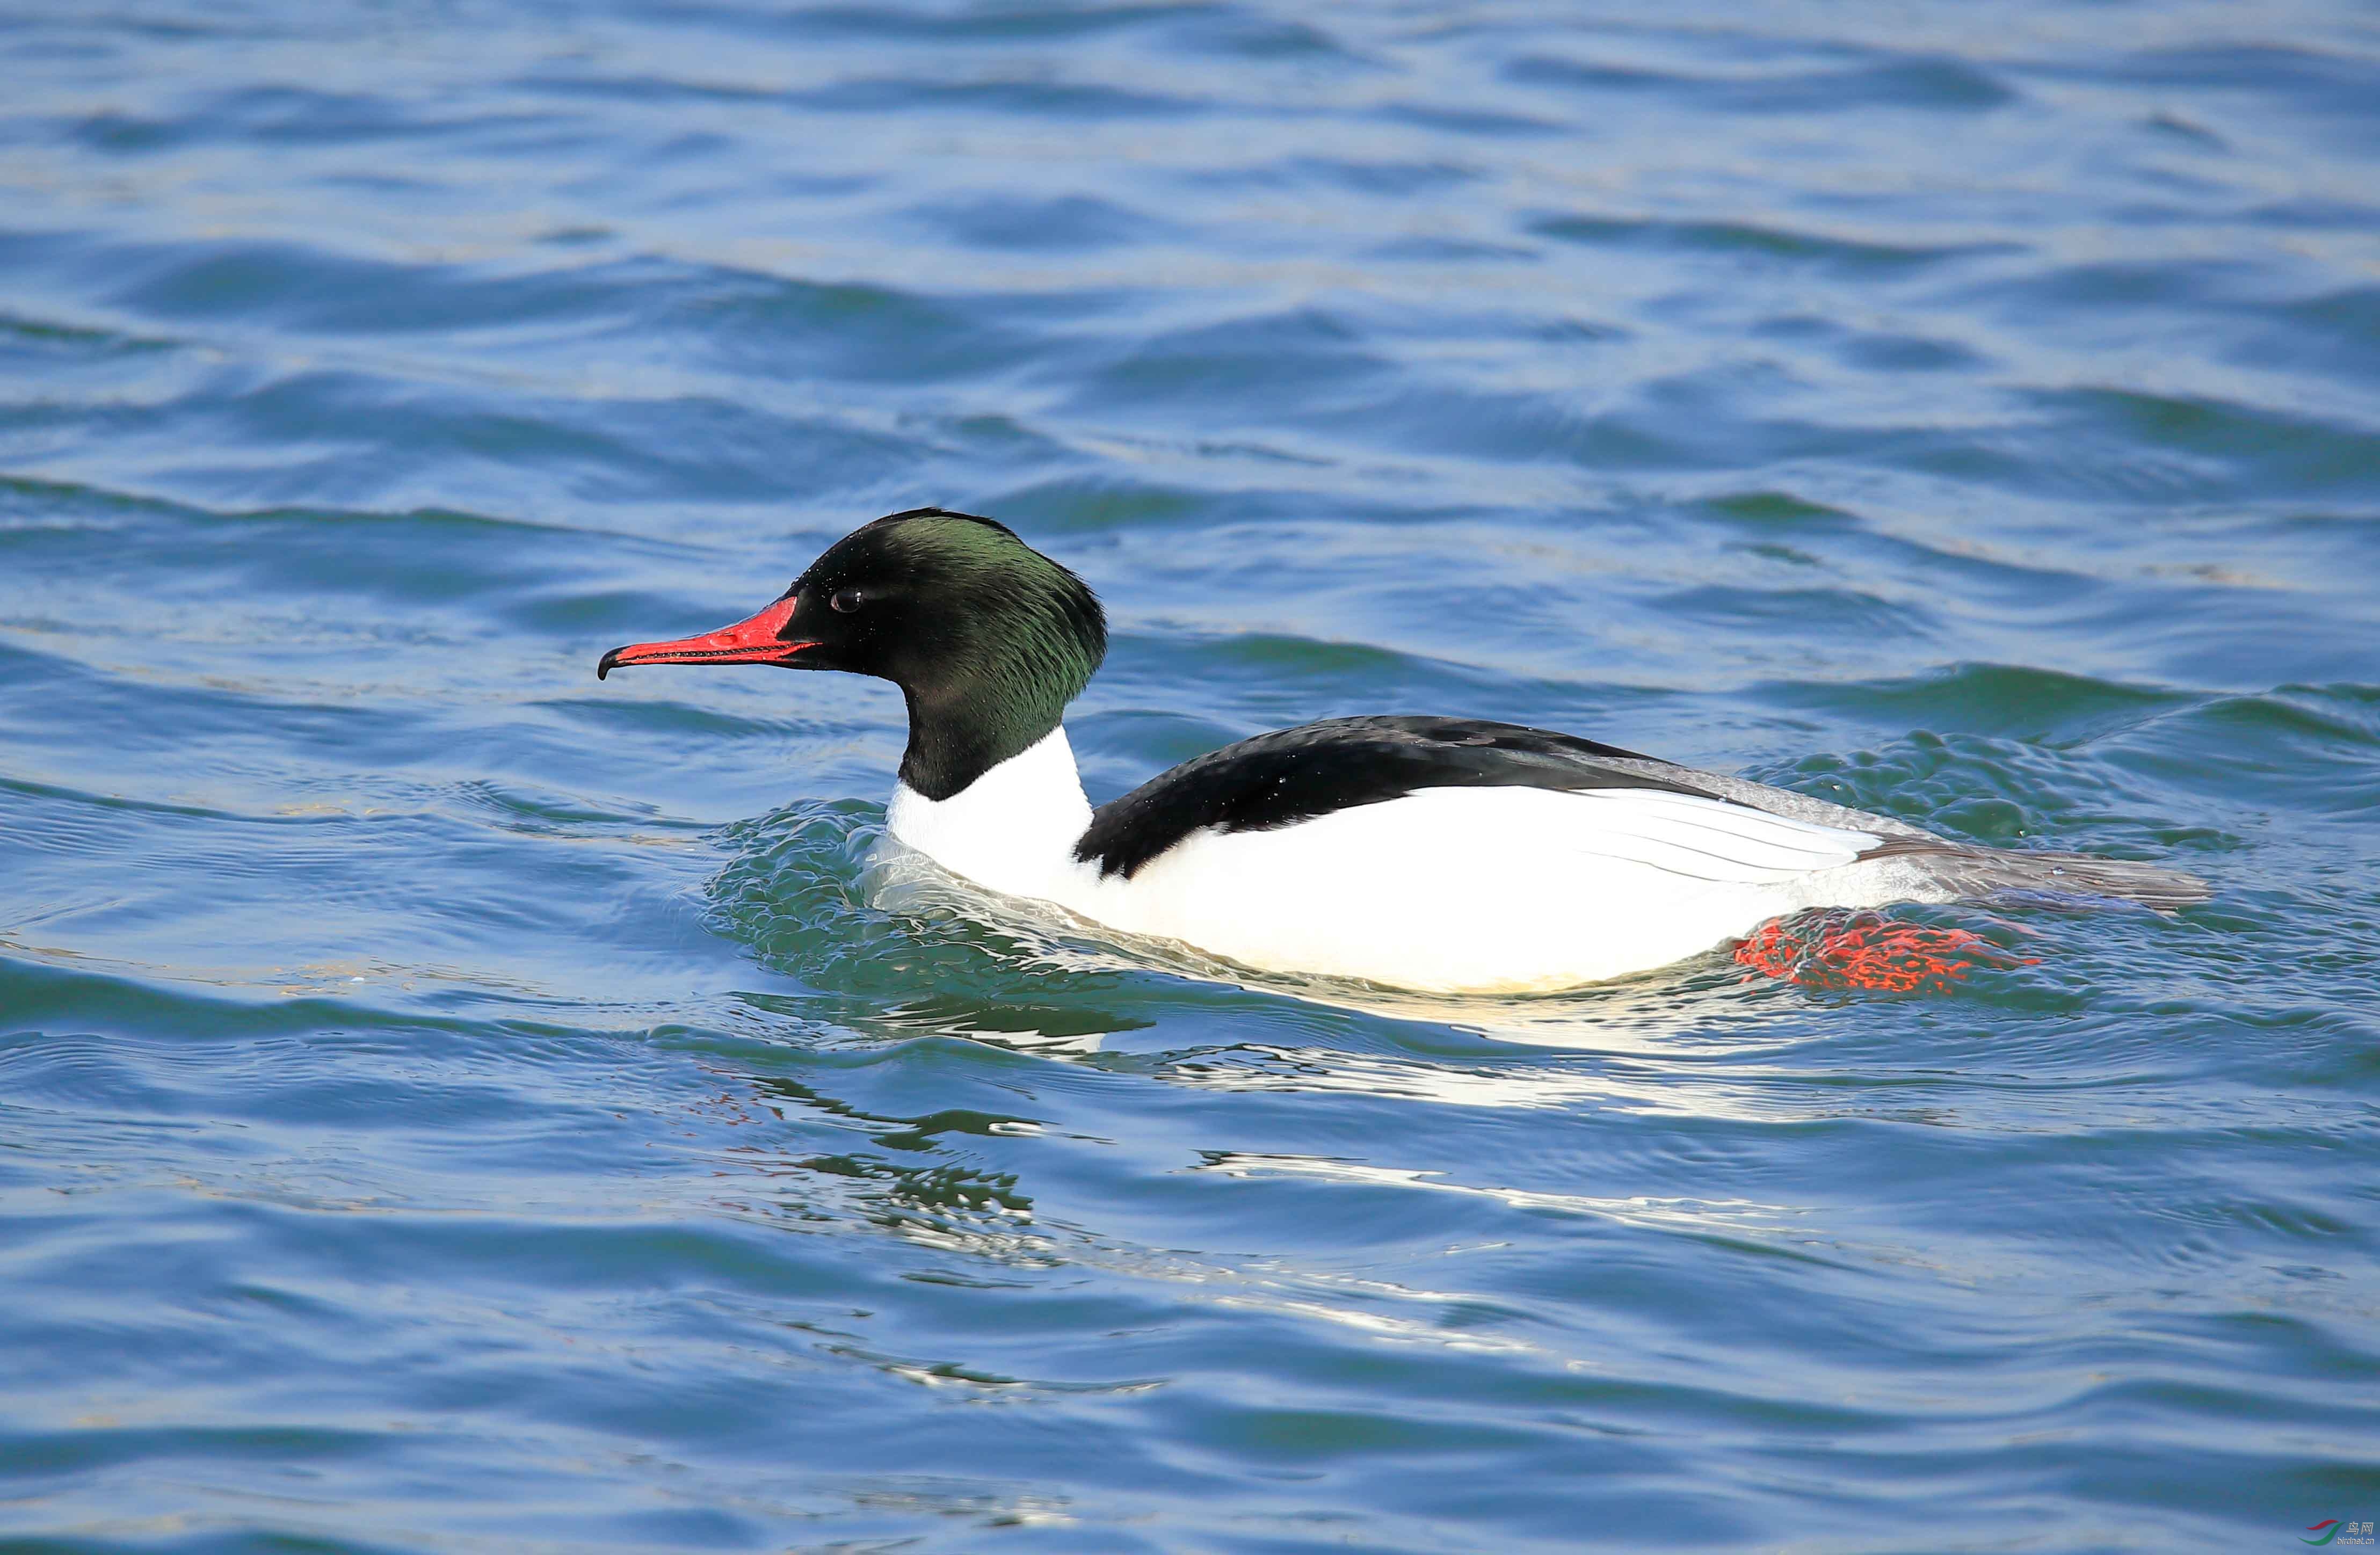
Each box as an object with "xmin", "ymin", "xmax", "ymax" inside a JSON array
[{"xmin": 1552, "ymin": 787, "xmax": 1878, "ymax": 884}]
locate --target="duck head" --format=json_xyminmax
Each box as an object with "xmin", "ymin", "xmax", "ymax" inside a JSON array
[{"xmin": 598, "ymin": 508, "xmax": 1106, "ymax": 800}]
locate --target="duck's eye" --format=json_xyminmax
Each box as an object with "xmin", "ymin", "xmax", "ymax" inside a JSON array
[{"xmin": 830, "ymin": 587, "xmax": 866, "ymax": 614}]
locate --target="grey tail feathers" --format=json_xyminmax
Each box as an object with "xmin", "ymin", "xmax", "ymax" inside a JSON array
[{"xmin": 1856, "ymin": 835, "xmax": 2212, "ymax": 913}]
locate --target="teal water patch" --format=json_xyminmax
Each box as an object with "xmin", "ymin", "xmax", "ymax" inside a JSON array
[{"xmin": 3, "ymin": 1, "xmax": 2379, "ymax": 1550}]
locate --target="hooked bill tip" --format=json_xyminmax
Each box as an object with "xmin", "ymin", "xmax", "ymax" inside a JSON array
[{"xmin": 596, "ymin": 646, "xmax": 623, "ymax": 680}]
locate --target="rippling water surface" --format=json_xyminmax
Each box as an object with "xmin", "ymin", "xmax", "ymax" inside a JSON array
[{"xmin": 4, "ymin": 3, "xmax": 2379, "ymax": 1550}]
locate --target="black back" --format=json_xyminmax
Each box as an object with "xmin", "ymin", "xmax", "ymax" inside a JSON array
[{"xmin": 1073, "ymin": 715, "xmax": 1733, "ymax": 880}]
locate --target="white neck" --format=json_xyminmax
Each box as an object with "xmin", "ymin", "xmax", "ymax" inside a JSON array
[{"xmin": 884, "ymin": 725, "xmax": 1092, "ymax": 903}]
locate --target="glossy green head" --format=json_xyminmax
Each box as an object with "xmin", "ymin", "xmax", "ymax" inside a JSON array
[{"xmin": 599, "ymin": 508, "xmax": 1107, "ymax": 799}]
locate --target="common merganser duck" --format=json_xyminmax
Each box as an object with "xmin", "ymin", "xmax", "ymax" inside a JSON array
[{"xmin": 598, "ymin": 509, "xmax": 2207, "ymax": 994}]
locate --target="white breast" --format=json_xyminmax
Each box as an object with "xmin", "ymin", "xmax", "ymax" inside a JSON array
[{"xmin": 883, "ymin": 726, "xmax": 1094, "ymax": 905}]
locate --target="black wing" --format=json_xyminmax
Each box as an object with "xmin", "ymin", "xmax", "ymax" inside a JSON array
[{"xmin": 1072, "ymin": 715, "xmax": 1732, "ymax": 880}]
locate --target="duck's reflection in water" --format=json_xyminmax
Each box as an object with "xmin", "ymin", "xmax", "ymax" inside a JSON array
[
  {"xmin": 693, "ymin": 820, "xmax": 1876, "ymax": 1333},
  {"xmin": 692, "ymin": 842, "xmax": 1860, "ymax": 1326}
]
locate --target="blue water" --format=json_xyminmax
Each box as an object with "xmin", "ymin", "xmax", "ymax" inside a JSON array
[{"xmin": 4, "ymin": 3, "xmax": 2379, "ymax": 1550}]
